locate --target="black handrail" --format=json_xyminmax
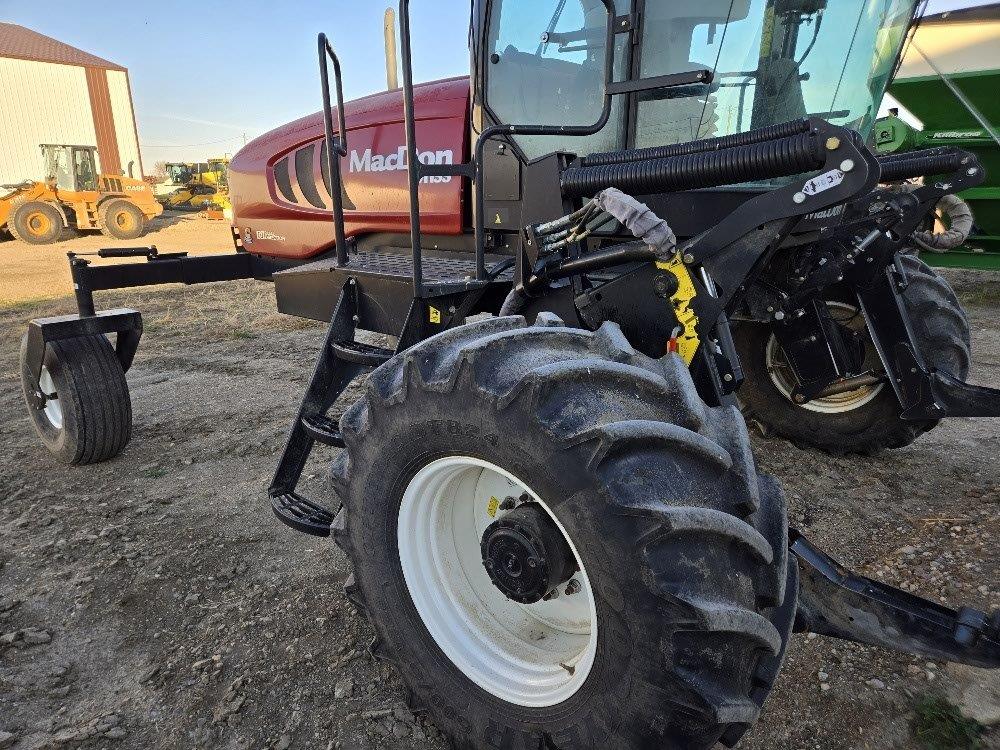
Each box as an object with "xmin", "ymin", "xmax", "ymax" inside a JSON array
[
  {"xmin": 398, "ymin": 1, "xmax": 424, "ymax": 294},
  {"xmin": 319, "ymin": 33, "xmax": 349, "ymax": 267}
]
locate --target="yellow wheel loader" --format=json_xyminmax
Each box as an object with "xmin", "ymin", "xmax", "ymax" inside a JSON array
[{"xmin": 0, "ymin": 145, "xmax": 162, "ymax": 245}]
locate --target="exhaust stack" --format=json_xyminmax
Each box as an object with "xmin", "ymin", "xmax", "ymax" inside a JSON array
[{"xmin": 384, "ymin": 8, "xmax": 399, "ymax": 90}]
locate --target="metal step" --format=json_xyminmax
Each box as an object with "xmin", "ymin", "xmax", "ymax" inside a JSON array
[
  {"xmin": 270, "ymin": 491, "xmax": 336, "ymax": 537},
  {"xmin": 276, "ymin": 250, "xmax": 515, "ymax": 285},
  {"xmin": 343, "ymin": 250, "xmax": 482, "ymax": 282},
  {"xmin": 301, "ymin": 413, "xmax": 345, "ymax": 447},
  {"xmin": 332, "ymin": 340, "xmax": 393, "ymax": 367}
]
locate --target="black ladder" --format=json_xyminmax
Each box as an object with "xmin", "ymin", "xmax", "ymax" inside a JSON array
[{"xmin": 269, "ymin": 280, "xmax": 393, "ymax": 536}]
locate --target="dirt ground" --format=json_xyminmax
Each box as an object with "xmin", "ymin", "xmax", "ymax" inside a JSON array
[
  {"xmin": 0, "ymin": 228, "xmax": 997, "ymax": 749},
  {"xmin": 0, "ymin": 212, "xmax": 235, "ymax": 307}
]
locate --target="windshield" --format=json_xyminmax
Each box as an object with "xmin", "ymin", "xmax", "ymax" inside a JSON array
[
  {"xmin": 167, "ymin": 164, "xmax": 191, "ymax": 183},
  {"xmin": 484, "ymin": 0, "xmax": 915, "ymax": 162},
  {"xmin": 43, "ymin": 147, "xmax": 74, "ymax": 191},
  {"xmin": 635, "ymin": 0, "xmax": 915, "ymax": 149}
]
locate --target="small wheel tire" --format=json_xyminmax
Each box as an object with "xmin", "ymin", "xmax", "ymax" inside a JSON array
[
  {"xmin": 332, "ymin": 314, "xmax": 792, "ymax": 750},
  {"xmin": 98, "ymin": 200, "xmax": 147, "ymax": 240},
  {"xmin": 19, "ymin": 334, "xmax": 132, "ymax": 465},
  {"xmin": 736, "ymin": 255, "xmax": 972, "ymax": 454},
  {"xmin": 9, "ymin": 202, "xmax": 63, "ymax": 245}
]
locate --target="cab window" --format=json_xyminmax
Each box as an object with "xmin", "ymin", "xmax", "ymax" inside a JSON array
[
  {"xmin": 74, "ymin": 149, "xmax": 98, "ymax": 192},
  {"xmin": 634, "ymin": 0, "xmax": 914, "ymax": 150},
  {"xmin": 44, "ymin": 147, "xmax": 74, "ymax": 191},
  {"xmin": 485, "ymin": 0, "xmax": 631, "ymax": 160}
]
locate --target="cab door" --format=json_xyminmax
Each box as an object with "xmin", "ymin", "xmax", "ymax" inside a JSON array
[{"xmin": 72, "ymin": 148, "xmax": 99, "ymax": 193}]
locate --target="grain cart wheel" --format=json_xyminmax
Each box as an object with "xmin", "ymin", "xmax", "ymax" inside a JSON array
[
  {"xmin": 737, "ymin": 255, "xmax": 971, "ymax": 454},
  {"xmin": 98, "ymin": 200, "xmax": 147, "ymax": 240},
  {"xmin": 19, "ymin": 334, "xmax": 132, "ymax": 465},
  {"xmin": 331, "ymin": 314, "xmax": 792, "ymax": 750},
  {"xmin": 9, "ymin": 202, "xmax": 63, "ymax": 245}
]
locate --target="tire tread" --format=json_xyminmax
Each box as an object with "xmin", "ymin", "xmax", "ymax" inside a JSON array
[{"xmin": 333, "ymin": 316, "xmax": 790, "ymax": 749}]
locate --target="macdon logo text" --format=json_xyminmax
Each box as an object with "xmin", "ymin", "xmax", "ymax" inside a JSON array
[{"xmin": 349, "ymin": 147, "xmax": 454, "ymax": 183}]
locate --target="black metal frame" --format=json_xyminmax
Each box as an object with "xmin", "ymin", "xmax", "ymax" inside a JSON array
[
  {"xmin": 23, "ymin": 309, "xmax": 143, "ymax": 410},
  {"xmin": 21, "ymin": 248, "xmax": 287, "ymax": 408},
  {"xmin": 755, "ymin": 145, "xmax": 1000, "ymax": 418},
  {"xmin": 66, "ymin": 248, "xmax": 283, "ymax": 317},
  {"xmin": 793, "ymin": 532, "xmax": 998, "ymax": 669},
  {"xmin": 399, "ymin": 0, "xmax": 722, "ymax": 298}
]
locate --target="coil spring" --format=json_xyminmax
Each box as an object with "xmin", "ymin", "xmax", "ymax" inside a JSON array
[
  {"xmin": 582, "ymin": 119, "xmax": 812, "ymax": 167},
  {"xmin": 562, "ymin": 133, "xmax": 826, "ymax": 198}
]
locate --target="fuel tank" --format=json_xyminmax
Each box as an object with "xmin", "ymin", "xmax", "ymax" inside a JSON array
[{"xmin": 229, "ymin": 76, "xmax": 470, "ymax": 260}]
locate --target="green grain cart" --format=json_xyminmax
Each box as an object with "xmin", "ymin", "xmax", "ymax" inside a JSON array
[{"xmin": 874, "ymin": 3, "xmax": 1000, "ymax": 270}]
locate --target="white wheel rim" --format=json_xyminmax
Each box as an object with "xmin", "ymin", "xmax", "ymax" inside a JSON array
[
  {"xmin": 397, "ymin": 456, "xmax": 598, "ymax": 707},
  {"xmin": 766, "ymin": 301, "xmax": 886, "ymax": 414},
  {"xmin": 39, "ymin": 366, "xmax": 63, "ymax": 429}
]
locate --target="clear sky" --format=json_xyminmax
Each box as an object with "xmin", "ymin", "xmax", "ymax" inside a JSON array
[{"xmin": 0, "ymin": 0, "xmax": 990, "ymax": 169}]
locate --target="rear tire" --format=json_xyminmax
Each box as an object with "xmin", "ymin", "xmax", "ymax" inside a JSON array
[
  {"xmin": 98, "ymin": 200, "xmax": 147, "ymax": 240},
  {"xmin": 19, "ymin": 334, "xmax": 132, "ymax": 465},
  {"xmin": 9, "ymin": 202, "xmax": 63, "ymax": 245},
  {"xmin": 736, "ymin": 255, "xmax": 971, "ymax": 454},
  {"xmin": 332, "ymin": 314, "xmax": 792, "ymax": 749}
]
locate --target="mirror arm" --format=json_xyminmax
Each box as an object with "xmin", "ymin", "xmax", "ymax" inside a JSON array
[{"xmin": 607, "ymin": 69, "xmax": 714, "ymax": 96}]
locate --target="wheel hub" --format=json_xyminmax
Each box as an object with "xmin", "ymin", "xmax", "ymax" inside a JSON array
[
  {"xmin": 397, "ymin": 456, "xmax": 597, "ymax": 707},
  {"xmin": 38, "ymin": 366, "xmax": 62, "ymax": 430},
  {"xmin": 766, "ymin": 301, "xmax": 886, "ymax": 414},
  {"xmin": 481, "ymin": 503, "xmax": 575, "ymax": 604}
]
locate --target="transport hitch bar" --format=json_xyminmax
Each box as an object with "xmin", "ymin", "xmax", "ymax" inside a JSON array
[{"xmin": 792, "ymin": 532, "xmax": 999, "ymax": 669}]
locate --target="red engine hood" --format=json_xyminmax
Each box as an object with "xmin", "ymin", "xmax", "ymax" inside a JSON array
[{"xmin": 230, "ymin": 76, "xmax": 470, "ymax": 260}]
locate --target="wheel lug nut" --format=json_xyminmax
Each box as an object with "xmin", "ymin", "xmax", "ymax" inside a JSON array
[
  {"xmin": 499, "ymin": 496, "xmax": 517, "ymax": 511},
  {"xmin": 527, "ymin": 557, "xmax": 537, "ymax": 568},
  {"xmin": 565, "ymin": 579, "xmax": 582, "ymax": 596}
]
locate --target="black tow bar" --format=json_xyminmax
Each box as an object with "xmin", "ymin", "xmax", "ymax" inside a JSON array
[{"xmin": 791, "ymin": 532, "xmax": 999, "ymax": 669}]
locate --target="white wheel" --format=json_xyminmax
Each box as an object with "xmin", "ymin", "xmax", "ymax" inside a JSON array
[
  {"xmin": 19, "ymin": 334, "xmax": 132, "ymax": 465},
  {"xmin": 38, "ymin": 365, "xmax": 63, "ymax": 429},
  {"xmin": 396, "ymin": 456, "xmax": 597, "ymax": 708}
]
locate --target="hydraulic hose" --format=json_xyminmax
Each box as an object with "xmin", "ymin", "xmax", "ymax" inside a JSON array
[
  {"xmin": 593, "ymin": 188, "xmax": 676, "ymax": 260},
  {"xmin": 506, "ymin": 189, "xmax": 679, "ymax": 315},
  {"xmin": 911, "ymin": 194, "xmax": 974, "ymax": 253},
  {"xmin": 499, "ymin": 287, "xmax": 530, "ymax": 317}
]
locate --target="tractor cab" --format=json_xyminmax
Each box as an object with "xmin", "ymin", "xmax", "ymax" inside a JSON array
[
  {"xmin": 41, "ymin": 144, "xmax": 99, "ymax": 194},
  {"xmin": 206, "ymin": 158, "xmax": 230, "ymax": 186},
  {"xmin": 165, "ymin": 163, "xmax": 196, "ymax": 186},
  {"xmin": 475, "ymin": 0, "xmax": 915, "ymax": 162}
]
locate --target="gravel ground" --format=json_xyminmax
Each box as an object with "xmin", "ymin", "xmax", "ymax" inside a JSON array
[{"xmin": 0, "ymin": 264, "xmax": 997, "ymax": 750}]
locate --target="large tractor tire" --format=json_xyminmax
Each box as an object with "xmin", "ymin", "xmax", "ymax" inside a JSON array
[
  {"xmin": 736, "ymin": 255, "xmax": 971, "ymax": 455},
  {"xmin": 19, "ymin": 334, "xmax": 132, "ymax": 465},
  {"xmin": 9, "ymin": 201, "xmax": 63, "ymax": 245},
  {"xmin": 98, "ymin": 200, "xmax": 147, "ymax": 240},
  {"xmin": 331, "ymin": 314, "xmax": 793, "ymax": 750}
]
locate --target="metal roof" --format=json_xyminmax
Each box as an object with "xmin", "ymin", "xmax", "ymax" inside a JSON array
[
  {"xmin": 0, "ymin": 22, "xmax": 125, "ymax": 71},
  {"xmin": 922, "ymin": 2, "xmax": 1000, "ymax": 24}
]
